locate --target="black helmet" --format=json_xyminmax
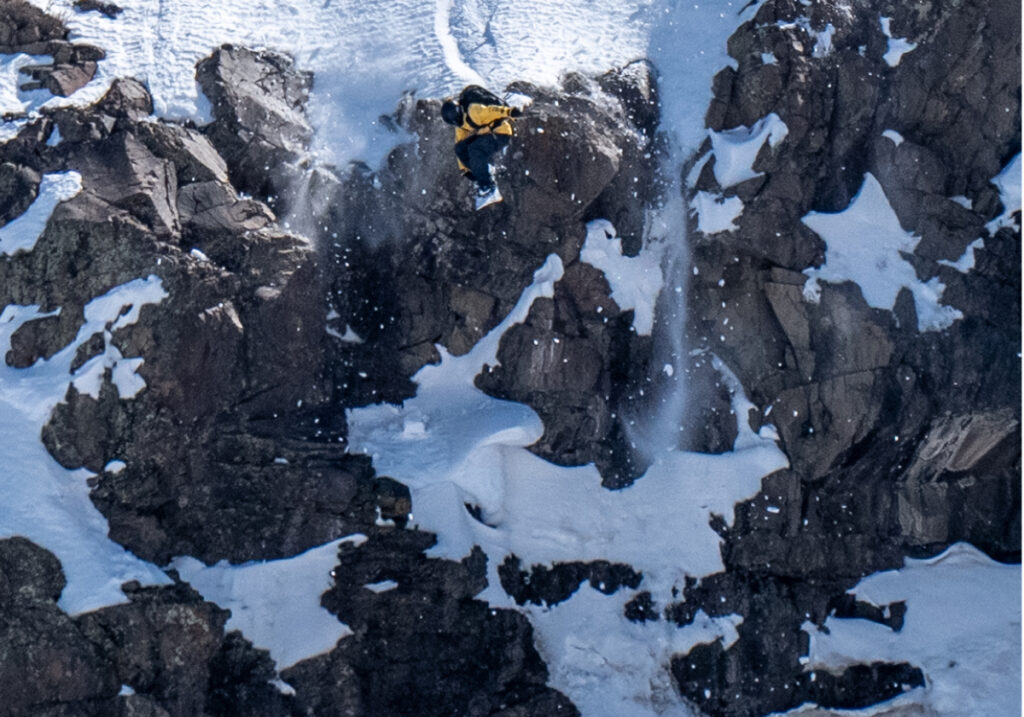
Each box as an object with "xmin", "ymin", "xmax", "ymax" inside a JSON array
[{"xmin": 441, "ymin": 99, "xmax": 463, "ymax": 126}]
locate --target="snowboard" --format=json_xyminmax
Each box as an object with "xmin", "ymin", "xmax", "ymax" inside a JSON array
[{"xmin": 475, "ymin": 185, "xmax": 503, "ymax": 210}]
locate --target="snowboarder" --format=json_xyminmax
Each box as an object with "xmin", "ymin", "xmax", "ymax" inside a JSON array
[{"xmin": 441, "ymin": 85, "xmax": 523, "ymax": 209}]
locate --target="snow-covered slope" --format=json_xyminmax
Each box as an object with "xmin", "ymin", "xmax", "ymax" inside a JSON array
[{"xmin": 1, "ymin": 0, "xmax": 1019, "ymax": 716}]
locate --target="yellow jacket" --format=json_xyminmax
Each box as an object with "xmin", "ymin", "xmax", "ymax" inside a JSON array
[
  {"xmin": 454, "ymin": 103, "xmax": 515, "ymax": 143},
  {"xmin": 454, "ymin": 103, "xmax": 514, "ymax": 173}
]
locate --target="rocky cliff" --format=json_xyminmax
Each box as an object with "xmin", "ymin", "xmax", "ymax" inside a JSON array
[{"xmin": 0, "ymin": 0, "xmax": 1018, "ymax": 715}]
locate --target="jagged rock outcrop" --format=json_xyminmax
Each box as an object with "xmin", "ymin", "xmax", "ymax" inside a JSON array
[
  {"xmin": 2, "ymin": 32, "xmax": 584, "ymax": 714},
  {"xmin": 316, "ymin": 68, "xmax": 661, "ymax": 484},
  {"xmin": 196, "ymin": 45, "xmax": 314, "ymax": 207},
  {"xmin": 671, "ymin": 0, "xmax": 1021, "ymax": 714},
  {"xmin": 0, "ymin": 0, "xmax": 1017, "ymax": 714},
  {"xmin": 499, "ymin": 555, "xmax": 643, "ymax": 607},
  {"xmin": 0, "ymin": 72, "xmax": 375, "ymax": 565},
  {"xmin": 1, "ymin": 0, "xmax": 105, "ymax": 98}
]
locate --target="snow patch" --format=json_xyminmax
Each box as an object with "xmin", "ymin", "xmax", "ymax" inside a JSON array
[
  {"xmin": 104, "ymin": 459, "xmax": 127, "ymax": 474},
  {"xmin": 880, "ymin": 17, "xmax": 918, "ymax": 67},
  {"xmin": 171, "ymin": 535, "xmax": 367, "ymax": 670},
  {"xmin": 0, "ymin": 52, "xmax": 54, "ymax": 115},
  {"xmin": 985, "ymin": 153, "xmax": 1021, "ymax": 233},
  {"xmin": 526, "ymin": 588, "xmax": 743, "ymax": 717},
  {"xmin": 801, "ymin": 173, "xmax": 962, "ymax": 331},
  {"xmin": 799, "ymin": 543, "xmax": 1020, "ymax": 717},
  {"xmin": 0, "ymin": 171, "xmax": 83, "ymax": 256},
  {"xmin": 347, "ymin": 246, "xmax": 788, "ymax": 713},
  {"xmin": 709, "ymin": 113, "xmax": 788, "ymax": 189},
  {"xmin": 938, "ymin": 238, "xmax": 984, "ymax": 273},
  {"xmin": 580, "ymin": 219, "xmax": 663, "ymax": 335},
  {"xmin": 364, "ymin": 579, "xmax": 399, "ymax": 593},
  {"xmin": 692, "ymin": 191, "xmax": 743, "ymax": 234}
]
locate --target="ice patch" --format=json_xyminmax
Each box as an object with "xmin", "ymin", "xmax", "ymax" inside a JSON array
[
  {"xmin": 801, "ymin": 173, "xmax": 962, "ymax": 331},
  {"xmin": 580, "ymin": 219, "xmax": 663, "ymax": 335},
  {"xmin": 171, "ymin": 535, "xmax": 367, "ymax": 670},
  {"xmin": 880, "ymin": 17, "xmax": 918, "ymax": 67},
  {"xmin": 800, "ymin": 543, "xmax": 1020, "ymax": 717},
  {"xmin": 0, "ymin": 171, "xmax": 83, "ymax": 256},
  {"xmin": 692, "ymin": 191, "xmax": 743, "ymax": 234},
  {"xmin": 709, "ymin": 113, "xmax": 788, "ymax": 189},
  {"xmin": 0, "ymin": 277, "xmax": 172, "ymax": 615}
]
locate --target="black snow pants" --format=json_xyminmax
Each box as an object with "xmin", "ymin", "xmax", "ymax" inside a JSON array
[{"xmin": 455, "ymin": 133, "xmax": 510, "ymax": 191}]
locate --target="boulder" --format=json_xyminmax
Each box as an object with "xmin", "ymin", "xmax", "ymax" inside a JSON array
[
  {"xmin": 0, "ymin": 162, "xmax": 41, "ymax": 227},
  {"xmin": 0, "ymin": 539, "xmax": 119, "ymax": 717},
  {"xmin": 196, "ymin": 45, "xmax": 313, "ymax": 205}
]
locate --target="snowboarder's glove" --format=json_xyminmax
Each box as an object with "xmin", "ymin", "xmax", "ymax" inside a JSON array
[{"xmin": 510, "ymin": 107, "xmax": 524, "ymax": 118}]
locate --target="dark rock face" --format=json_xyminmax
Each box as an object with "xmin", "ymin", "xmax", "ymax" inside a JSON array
[
  {"xmin": 287, "ymin": 530, "xmax": 578, "ymax": 717},
  {"xmin": 0, "ymin": 538, "xmax": 288, "ymax": 717},
  {"xmin": 2, "ymin": 30, "xmax": 583, "ymax": 715},
  {"xmin": 0, "ymin": 0, "xmax": 1017, "ymax": 714},
  {"xmin": 672, "ymin": 0, "xmax": 1021, "ymax": 714},
  {"xmin": 0, "ymin": 0, "xmax": 67, "ymax": 54},
  {"xmin": 498, "ymin": 554, "xmax": 643, "ymax": 607},
  {"xmin": 0, "ymin": 72, "xmax": 379, "ymax": 566}
]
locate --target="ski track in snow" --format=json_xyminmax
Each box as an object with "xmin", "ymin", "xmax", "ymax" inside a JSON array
[{"xmin": 2, "ymin": 2, "xmax": 1019, "ymax": 715}]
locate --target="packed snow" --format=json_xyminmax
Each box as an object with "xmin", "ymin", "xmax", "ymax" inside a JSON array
[
  {"xmin": 171, "ymin": 535, "xmax": 367, "ymax": 669},
  {"xmin": 347, "ymin": 240, "xmax": 789, "ymax": 712},
  {"xmin": 794, "ymin": 544, "xmax": 1020, "ymax": 717},
  {"xmin": 0, "ymin": 171, "xmax": 82, "ymax": 255},
  {"xmin": 0, "ymin": 52, "xmax": 53, "ymax": 115},
  {"xmin": 801, "ymin": 173, "xmax": 963, "ymax": 331},
  {"xmin": 938, "ymin": 237, "xmax": 985, "ymax": 273}
]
